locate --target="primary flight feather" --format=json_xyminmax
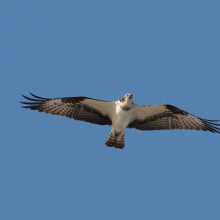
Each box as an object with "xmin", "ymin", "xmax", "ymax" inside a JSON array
[{"xmin": 21, "ymin": 93, "xmax": 220, "ymax": 149}]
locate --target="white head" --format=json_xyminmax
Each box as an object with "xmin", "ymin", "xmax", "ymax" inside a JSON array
[
  {"xmin": 124, "ymin": 93, "xmax": 133, "ymax": 100},
  {"xmin": 119, "ymin": 93, "xmax": 133, "ymax": 107}
]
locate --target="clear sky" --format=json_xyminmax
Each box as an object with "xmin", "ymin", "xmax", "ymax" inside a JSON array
[{"xmin": 1, "ymin": 1, "xmax": 220, "ymax": 219}]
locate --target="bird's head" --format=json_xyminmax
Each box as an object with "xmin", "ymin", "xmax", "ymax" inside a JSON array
[
  {"xmin": 124, "ymin": 93, "xmax": 133, "ymax": 100},
  {"xmin": 120, "ymin": 93, "xmax": 133, "ymax": 105}
]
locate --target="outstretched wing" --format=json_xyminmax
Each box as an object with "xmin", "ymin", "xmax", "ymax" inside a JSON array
[
  {"xmin": 21, "ymin": 93, "xmax": 114, "ymax": 125},
  {"xmin": 128, "ymin": 104, "xmax": 220, "ymax": 133}
]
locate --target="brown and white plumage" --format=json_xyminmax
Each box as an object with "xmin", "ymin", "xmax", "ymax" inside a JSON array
[
  {"xmin": 21, "ymin": 93, "xmax": 220, "ymax": 149},
  {"xmin": 129, "ymin": 104, "xmax": 220, "ymax": 133},
  {"xmin": 21, "ymin": 93, "xmax": 113, "ymax": 125}
]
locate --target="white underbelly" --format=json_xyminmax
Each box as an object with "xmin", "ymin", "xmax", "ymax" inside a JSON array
[{"xmin": 112, "ymin": 106, "xmax": 133, "ymax": 132}]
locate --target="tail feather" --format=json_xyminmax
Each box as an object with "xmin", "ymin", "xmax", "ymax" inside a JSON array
[
  {"xmin": 115, "ymin": 133, "xmax": 125, "ymax": 149},
  {"xmin": 105, "ymin": 130, "xmax": 115, "ymax": 147},
  {"xmin": 105, "ymin": 130, "xmax": 125, "ymax": 149}
]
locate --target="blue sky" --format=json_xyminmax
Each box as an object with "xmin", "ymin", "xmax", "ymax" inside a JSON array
[{"xmin": 1, "ymin": 1, "xmax": 220, "ymax": 219}]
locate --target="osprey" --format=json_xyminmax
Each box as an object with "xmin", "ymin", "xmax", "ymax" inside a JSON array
[{"xmin": 21, "ymin": 93, "xmax": 220, "ymax": 149}]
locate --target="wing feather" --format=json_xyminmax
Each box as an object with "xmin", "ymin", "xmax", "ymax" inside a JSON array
[
  {"xmin": 129, "ymin": 104, "xmax": 220, "ymax": 133},
  {"xmin": 21, "ymin": 93, "xmax": 114, "ymax": 125}
]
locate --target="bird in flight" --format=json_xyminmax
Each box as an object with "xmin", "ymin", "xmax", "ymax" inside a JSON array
[{"xmin": 21, "ymin": 93, "xmax": 220, "ymax": 149}]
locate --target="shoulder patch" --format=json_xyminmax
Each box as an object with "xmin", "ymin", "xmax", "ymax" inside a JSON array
[
  {"xmin": 61, "ymin": 96, "xmax": 86, "ymax": 104},
  {"xmin": 164, "ymin": 104, "xmax": 189, "ymax": 116}
]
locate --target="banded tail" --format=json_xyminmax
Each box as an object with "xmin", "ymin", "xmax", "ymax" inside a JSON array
[{"xmin": 105, "ymin": 129, "xmax": 125, "ymax": 149}]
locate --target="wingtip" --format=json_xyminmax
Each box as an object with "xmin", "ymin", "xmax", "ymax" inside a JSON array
[{"xmin": 29, "ymin": 92, "xmax": 46, "ymax": 99}]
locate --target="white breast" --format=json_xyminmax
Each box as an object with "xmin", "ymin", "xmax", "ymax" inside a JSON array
[{"xmin": 112, "ymin": 104, "xmax": 134, "ymax": 132}]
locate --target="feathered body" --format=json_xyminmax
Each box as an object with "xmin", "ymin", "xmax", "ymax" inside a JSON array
[{"xmin": 21, "ymin": 93, "xmax": 220, "ymax": 149}]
